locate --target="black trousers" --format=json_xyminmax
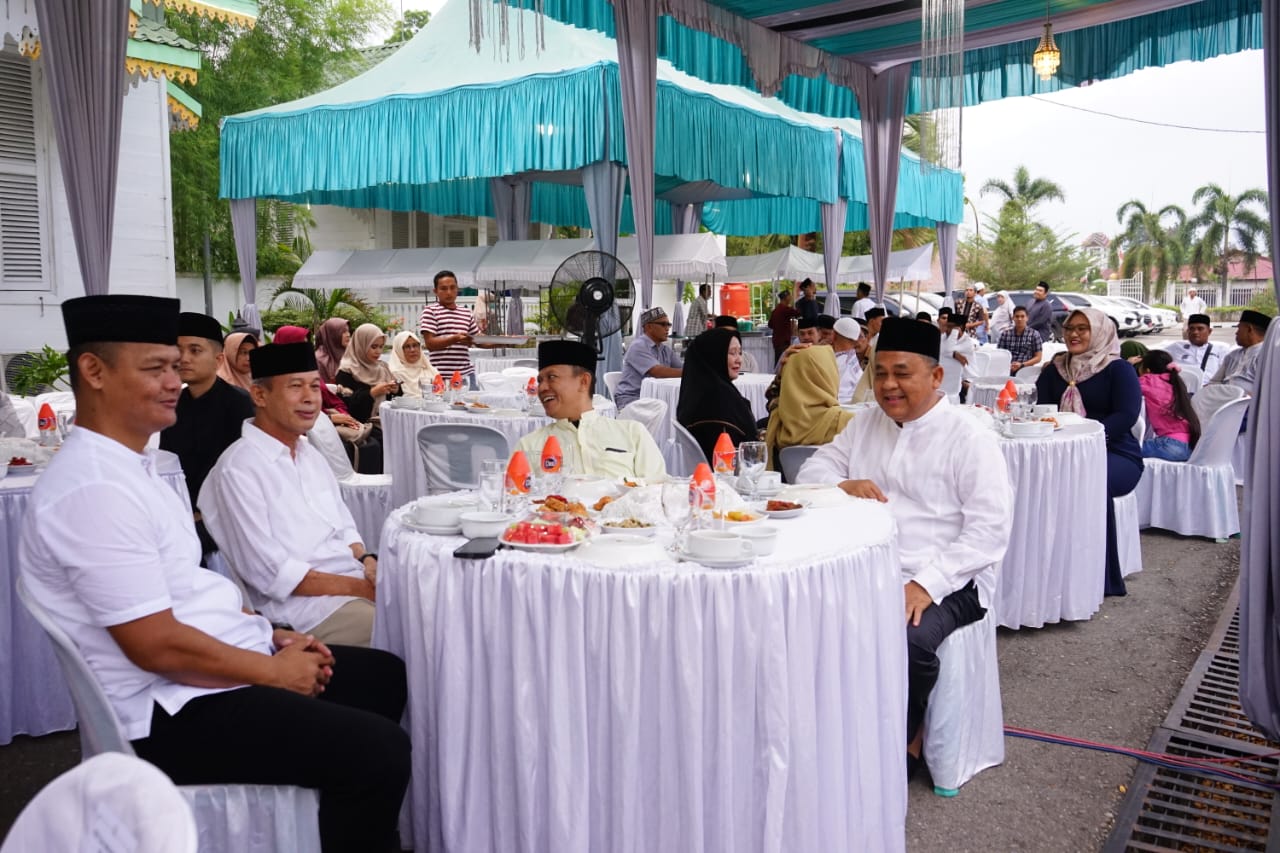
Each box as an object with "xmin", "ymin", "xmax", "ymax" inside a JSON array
[
  {"xmin": 906, "ymin": 581, "xmax": 986, "ymax": 744},
  {"xmin": 132, "ymin": 645, "xmax": 410, "ymax": 853}
]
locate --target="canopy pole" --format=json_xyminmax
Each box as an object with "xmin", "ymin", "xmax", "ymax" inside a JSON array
[
  {"xmin": 612, "ymin": 0, "xmax": 658, "ymax": 313},
  {"xmin": 820, "ymin": 129, "xmax": 846, "ymax": 317}
]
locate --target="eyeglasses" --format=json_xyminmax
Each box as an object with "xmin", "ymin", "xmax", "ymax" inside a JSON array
[
  {"xmin": 1062, "ymin": 324, "xmax": 1091, "ymax": 334},
  {"xmin": 650, "ymin": 321, "xmax": 672, "ymax": 328}
]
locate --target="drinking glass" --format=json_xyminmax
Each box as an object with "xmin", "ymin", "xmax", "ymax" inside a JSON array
[
  {"xmin": 1015, "ymin": 384, "xmax": 1037, "ymax": 420},
  {"xmin": 478, "ymin": 458, "xmax": 506, "ymax": 513},
  {"xmin": 662, "ymin": 479, "xmax": 693, "ymax": 555},
  {"xmin": 737, "ymin": 441, "xmax": 768, "ymax": 500}
]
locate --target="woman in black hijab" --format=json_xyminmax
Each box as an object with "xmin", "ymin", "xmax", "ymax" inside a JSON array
[{"xmin": 677, "ymin": 327, "xmax": 759, "ymax": 464}]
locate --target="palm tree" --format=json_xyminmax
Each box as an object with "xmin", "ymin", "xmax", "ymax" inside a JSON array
[
  {"xmin": 980, "ymin": 165, "xmax": 1066, "ymax": 221},
  {"xmin": 266, "ymin": 284, "xmax": 381, "ymax": 334},
  {"xmin": 1186, "ymin": 184, "xmax": 1270, "ymax": 291},
  {"xmin": 1109, "ymin": 201, "xmax": 1187, "ymax": 302}
]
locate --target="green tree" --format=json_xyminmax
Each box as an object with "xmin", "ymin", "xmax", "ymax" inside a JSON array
[
  {"xmin": 385, "ymin": 9, "xmax": 431, "ymax": 43},
  {"xmin": 261, "ymin": 283, "xmax": 392, "ymax": 334},
  {"xmin": 168, "ymin": 0, "xmax": 393, "ymax": 277},
  {"xmin": 1186, "ymin": 183, "xmax": 1270, "ymax": 290},
  {"xmin": 957, "ymin": 204, "xmax": 1085, "ymax": 292},
  {"xmin": 1109, "ymin": 201, "xmax": 1187, "ymax": 302},
  {"xmin": 980, "ymin": 165, "xmax": 1066, "ymax": 222}
]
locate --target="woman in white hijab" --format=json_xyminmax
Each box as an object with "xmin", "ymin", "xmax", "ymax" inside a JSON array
[
  {"xmin": 387, "ymin": 330, "xmax": 439, "ymax": 397},
  {"xmin": 989, "ymin": 292, "xmax": 1015, "ymax": 337}
]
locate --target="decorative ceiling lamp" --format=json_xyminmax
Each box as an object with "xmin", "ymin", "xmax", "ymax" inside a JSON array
[{"xmin": 1033, "ymin": 0, "xmax": 1061, "ymax": 81}]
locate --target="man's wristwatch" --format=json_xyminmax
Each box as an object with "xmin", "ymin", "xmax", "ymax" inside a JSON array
[
  {"xmin": 359, "ymin": 552, "xmax": 377, "ymax": 564},
  {"xmin": 270, "ymin": 621, "xmax": 294, "ymax": 632}
]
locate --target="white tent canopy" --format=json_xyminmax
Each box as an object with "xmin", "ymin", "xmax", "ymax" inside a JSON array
[
  {"xmin": 725, "ymin": 243, "xmax": 933, "ymax": 285},
  {"xmin": 292, "ymin": 234, "xmax": 728, "ymax": 290}
]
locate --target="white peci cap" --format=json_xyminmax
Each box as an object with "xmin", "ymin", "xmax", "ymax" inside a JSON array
[{"xmin": 833, "ymin": 316, "xmax": 863, "ymax": 341}]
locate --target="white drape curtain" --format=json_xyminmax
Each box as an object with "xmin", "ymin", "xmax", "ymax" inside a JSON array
[
  {"xmin": 582, "ymin": 161, "xmax": 628, "ymax": 374},
  {"xmin": 671, "ymin": 202, "xmax": 702, "ymax": 331},
  {"xmin": 489, "ymin": 177, "xmax": 531, "ymax": 241},
  {"xmin": 937, "ymin": 222, "xmax": 958, "ymax": 295},
  {"xmin": 612, "ymin": 0, "xmax": 658, "ymax": 313},
  {"xmin": 33, "ymin": 0, "xmax": 130, "ymax": 296},
  {"xmin": 229, "ymin": 198, "xmax": 262, "ymax": 333},
  {"xmin": 853, "ymin": 64, "xmax": 912, "ymax": 304},
  {"xmin": 820, "ymin": 130, "xmax": 846, "ymax": 318},
  {"xmin": 1240, "ymin": 0, "xmax": 1280, "ymax": 742}
]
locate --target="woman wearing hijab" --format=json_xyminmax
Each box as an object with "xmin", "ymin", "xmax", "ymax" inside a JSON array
[
  {"xmin": 314, "ymin": 318, "xmax": 351, "ymax": 385},
  {"xmin": 216, "ymin": 331, "xmax": 257, "ymax": 392},
  {"xmin": 1036, "ymin": 307, "xmax": 1143, "ymax": 596},
  {"xmin": 387, "ymin": 331, "xmax": 438, "ymax": 397},
  {"xmin": 335, "ymin": 324, "xmax": 400, "ymax": 423},
  {"xmin": 989, "ymin": 292, "xmax": 1015, "ymax": 337},
  {"xmin": 676, "ymin": 328, "xmax": 758, "ymax": 464},
  {"xmin": 764, "ymin": 346, "xmax": 853, "ymax": 473}
]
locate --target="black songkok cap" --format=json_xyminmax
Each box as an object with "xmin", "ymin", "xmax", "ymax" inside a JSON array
[
  {"xmin": 1240, "ymin": 309, "xmax": 1272, "ymax": 332},
  {"xmin": 816, "ymin": 314, "xmax": 836, "ymax": 330},
  {"xmin": 713, "ymin": 314, "xmax": 739, "ymax": 328},
  {"xmin": 1187, "ymin": 313, "xmax": 1211, "ymax": 327},
  {"xmin": 797, "ymin": 316, "xmax": 818, "ymax": 330},
  {"xmin": 864, "ymin": 307, "xmax": 886, "ymax": 321},
  {"xmin": 61, "ymin": 295, "xmax": 179, "ymax": 348},
  {"xmin": 178, "ymin": 311, "xmax": 224, "ymax": 344},
  {"xmin": 249, "ymin": 343, "xmax": 317, "ymax": 379},
  {"xmin": 538, "ymin": 339, "xmax": 597, "ymax": 374},
  {"xmin": 876, "ymin": 317, "xmax": 941, "ymax": 361}
]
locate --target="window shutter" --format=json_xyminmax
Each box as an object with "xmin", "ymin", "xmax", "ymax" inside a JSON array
[
  {"xmin": 390, "ymin": 211, "xmax": 410, "ymax": 249},
  {"xmin": 0, "ymin": 51, "xmax": 43, "ymax": 288},
  {"xmin": 413, "ymin": 211, "xmax": 431, "ymax": 248}
]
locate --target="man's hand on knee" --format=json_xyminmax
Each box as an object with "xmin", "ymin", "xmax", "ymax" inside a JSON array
[{"xmin": 904, "ymin": 580, "xmax": 933, "ymax": 627}]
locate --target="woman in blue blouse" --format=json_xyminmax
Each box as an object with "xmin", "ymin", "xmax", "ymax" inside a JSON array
[{"xmin": 1037, "ymin": 308, "xmax": 1143, "ymax": 596}]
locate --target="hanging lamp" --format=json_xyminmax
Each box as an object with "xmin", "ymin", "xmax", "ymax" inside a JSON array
[{"xmin": 1032, "ymin": 0, "xmax": 1061, "ymax": 81}]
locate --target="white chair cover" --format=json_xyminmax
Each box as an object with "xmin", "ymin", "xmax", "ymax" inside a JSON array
[
  {"xmin": 615, "ymin": 397, "xmax": 671, "ymax": 450},
  {"xmin": 477, "ymin": 372, "xmax": 516, "ymax": 393},
  {"xmin": 1014, "ymin": 364, "xmax": 1041, "ymax": 382},
  {"xmin": 602, "ymin": 371, "xmax": 623, "ymax": 401},
  {"xmin": 0, "ymin": 753, "xmax": 197, "ymax": 853},
  {"xmin": 1114, "ymin": 491, "xmax": 1143, "ymax": 578},
  {"xmin": 32, "ymin": 390, "xmax": 75, "ymax": 419},
  {"xmin": 308, "ymin": 414, "xmax": 357, "ymax": 480},
  {"xmin": 1132, "ymin": 399, "xmax": 1147, "ymax": 442},
  {"xmin": 778, "ymin": 444, "xmax": 817, "ymax": 483},
  {"xmin": 1191, "ymin": 383, "xmax": 1244, "ymax": 425},
  {"xmin": 940, "ymin": 358, "xmax": 963, "ymax": 396},
  {"xmin": 922, "ymin": 608, "xmax": 1004, "ymax": 795},
  {"xmin": 665, "ymin": 421, "xmax": 708, "ymax": 477},
  {"xmin": 15, "ymin": 579, "xmax": 322, "ymax": 853},
  {"xmin": 1179, "ymin": 365, "xmax": 1203, "ymax": 395},
  {"xmin": 500, "ymin": 366, "xmax": 538, "ymax": 381},
  {"xmin": 310, "ymin": 416, "xmax": 393, "ymax": 548},
  {"xmin": 981, "ymin": 349, "xmax": 1012, "ymax": 378},
  {"xmin": 415, "ymin": 423, "xmax": 510, "ymax": 493},
  {"xmin": 1137, "ymin": 397, "xmax": 1249, "ymax": 539}
]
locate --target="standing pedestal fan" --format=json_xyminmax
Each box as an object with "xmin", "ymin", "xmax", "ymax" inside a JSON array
[{"xmin": 543, "ymin": 251, "xmax": 635, "ymax": 353}]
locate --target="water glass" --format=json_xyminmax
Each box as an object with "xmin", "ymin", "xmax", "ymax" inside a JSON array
[
  {"xmin": 478, "ymin": 458, "xmax": 506, "ymax": 513},
  {"xmin": 737, "ymin": 441, "xmax": 768, "ymax": 499},
  {"xmin": 661, "ymin": 479, "xmax": 693, "ymax": 554}
]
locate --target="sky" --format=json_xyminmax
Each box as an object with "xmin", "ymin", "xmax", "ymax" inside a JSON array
[{"xmin": 385, "ymin": 2, "xmax": 1269, "ymax": 248}]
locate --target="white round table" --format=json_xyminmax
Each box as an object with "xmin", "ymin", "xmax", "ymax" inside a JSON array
[
  {"xmin": 639, "ymin": 372, "xmax": 774, "ymax": 422},
  {"xmin": 374, "ymin": 499, "xmax": 907, "ymax": 853},
  {"xmin": 994, "ymin": 421, "xmax": 1107, "ymax": 629},
  {"xmin": 382, "ymin": 399, "xmax": 618, "ymax": 508},
  {"xmin": 0, "ymin": 450, "xmax": 189, "ymax": 745}
]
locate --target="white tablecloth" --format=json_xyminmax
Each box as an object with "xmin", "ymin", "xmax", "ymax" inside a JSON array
[
  {"xmin": 382, "ymin": 400, "xmax": 617, "ymax": 508},
  {"xmin": 994, "ymin": 422, "xmax": 1107, "ymax": 629},
  {"xmin": 640, "ymin": 372, "xmax": 774, "ymax": 422},
  {"xmin": 375, "ymin": 501, "xmax": 907, "ymax": 853},
  {"xmin": 0, "ymin": 450, "xmax": 189, "ymax": 744},
  {"xmin": 740, "ymin": 334, "xmax": 774, "ymax": 372}
]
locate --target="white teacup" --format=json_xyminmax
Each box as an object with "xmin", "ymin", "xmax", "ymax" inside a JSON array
[
  {"xmin": 414, "ymin": 496, "xmax": 479, "ymax": 528},
  {"xmin": 757, "ymin": 471, "xmax": 783, "ymax": 492},
  {"xmin": 737, "ymin": 525, "xmax": 779, "ymax": 556},
  {"xmin": 687, "ymin": 530, "xmax": 754, "ymax": 560}
]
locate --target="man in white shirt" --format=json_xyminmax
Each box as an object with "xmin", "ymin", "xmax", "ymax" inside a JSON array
[
  {"xmin": 201, "ymin": 343, "xmax": 377, "ymax": 647},
  {"xmin": 939, "ymin": 309, "xmax": 976, "ymax": 401},
  {"xmin": 20, "ymin": 296, "xmax": 409, "ymax": 852},
  {"xmin": 517, "ymin": 340, "xmax": 666, "ymax": 480},
  {"xmin": 1207, "ymin": 309, "xmax": 1272, "ymax": 395},
  {"xmin": 1165, "ymin": 313, "xmax": 1225, "ymax": 378},
  {"xmin": 831, "ymin": 317, "xmax": 864, "ymax": 404},
  {"xmin": 1180, "ymin": 288, "xmax": 1208, "ymax": 336},
  {"xmin": 796, "ymin": 318, "xmax": 1011, "ymax": 777},
  {"xmin": 849, "ymin": 307, "xmax": 887, "ymax": 404},
  {"xmin": 851, "ymin": 282, "xmax": 876, "ymax": 321}
]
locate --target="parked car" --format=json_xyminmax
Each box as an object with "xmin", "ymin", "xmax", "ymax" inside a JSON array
[
  {"xmin": 1056, "ymin": 293, "xmax": 1143, "ymax": 337},
  {"xmin": 1107, "ymin": 296, "xmax": 1175, "ymax": 332},
  {"xmin": 1002, "ymin": 290, "xmax": 1072, "ymax": 341}
]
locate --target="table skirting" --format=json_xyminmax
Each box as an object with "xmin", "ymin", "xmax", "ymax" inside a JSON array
[
  {"xmin": 994, "ymin": 422, "xmax": 1107, "ymax": 629},
  {"xmin": 374, "ymin": 501, "xmax": 908, "ymax": 853},
  {"xmin": 639, "ymin": 372, "xmax": 774, "ymax": 423},
  {"xmin": 1, "ymin": 451, "xmax": 189, "ymax": 744}
]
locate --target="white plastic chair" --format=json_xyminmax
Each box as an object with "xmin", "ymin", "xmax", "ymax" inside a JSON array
[
  {"xmin": 1135, "ymin": 397, "xmax": 1249, "ymax": 540},
  {"xmin": 778, "ymin": 444, "xmax": 818, "ymax": 483},
  {"xmin": 0, "ymin": 753, "xmax": 197, "ymax": 853},
  {"xmin": 1014, "ymin": 364, "xmax": 1041, "ymax": 382},
  {"xmin": 1191, "ymin": 383, "xmax": 1244, "ymax": 425},
  {"xmin": 15, "ymin": 579, "xmax": 322, "ymax": 853},
  {"xmin": 602, "ymin": 371, "xmax": 623, "ymax": 401},
  {"xmin": 512, "ymin": 358, "xmax": 540, "ymax": 369},
  {"xmin": 415, "ymin": 423, "xmax": 510, "ymax": 494},
  {"xmin": 940, "ymin": 358, "xmax": 963, "ymax": 398},
  {"xmin": 1114, "ymin": 491, "xmax": 1143, "ymax": 578},
  {"xmin": 1178, "ymin": 364, "xmax": 1203, "ymax": 395},
  {"xmin": 665, "ymin": 421, "xmax": 708, "ymax": 477},
  {"xmin": 616, "ymin": 397, "xmax": 671, "ymax": 450},
  {"xmin": 477, "ymin": 372, "xmax": 516, "ymax": 393},
  {"xmin": 967, "ymin": 349, "xmax": 991, "ymax": 378},
  {"xmin": 308, "ymin": 415, "xmax": 393, "ymax": 549},
  {"xmin": 982, "ymin": 349, "xmax": 1012, "ymax": 378},
  {"xmin": 500, "ymin": 366, "xmax": 538, "ymax": 382},
  {"xmin": 922, "ymin": 608, "xmax": 1004, "ymax": 796},
  {"xmin": 1131, "ymin": 399, "xmax": 1147, "ymax": 442}
]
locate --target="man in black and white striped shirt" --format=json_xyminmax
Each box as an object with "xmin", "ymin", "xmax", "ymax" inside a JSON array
[{"xmin": 419, "ymin": 270, "xmax": 480, "ymax": 385}]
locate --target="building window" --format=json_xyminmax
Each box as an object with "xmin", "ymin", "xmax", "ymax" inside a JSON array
[{"xmin": 0, "ymin": 49, "xmax": 45, "ymax": 291}]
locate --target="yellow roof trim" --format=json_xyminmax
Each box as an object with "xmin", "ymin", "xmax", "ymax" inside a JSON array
[
  {"xmin": 126, "ymin": 56, "xmax": 198, "ymax": 85},
  {"xmin": 129, "ymin": 10, "xmax": 139, "ymax": 37},
  {"xmin": 157, "ymin": 0, "xmax": 257, "ymax": 28},
  {"xmin": 167, "ymin": 94, "xmax": 200, "ymax": 131}
]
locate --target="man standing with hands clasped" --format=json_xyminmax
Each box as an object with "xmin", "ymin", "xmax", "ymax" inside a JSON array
[{"xmin": 795, "ymin": 318, "xmax": 1012, "ymax": 780}]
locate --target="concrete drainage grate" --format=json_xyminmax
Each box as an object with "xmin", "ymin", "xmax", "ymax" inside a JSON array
[{"xmin": 1104, "ymin": 585, "xmax": 1280, "ymax": 852}]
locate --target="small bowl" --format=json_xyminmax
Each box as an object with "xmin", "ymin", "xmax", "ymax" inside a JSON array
[
  {"xmin": 1008, "ymin": 420, "xmax": 1053, "ymax": 439},
  {"xmin": 738, "ymin": 524, "xmax": 779, "ymax": 556},
  {"xmin": 414, "ymin": 496, "xmax": 480, "ymax": 527},
  {"xmin": 422, "ymin": 399, "xmax": 448, "ymax": 413},
  {"xmin": 459, "ymin": 511, "xmax": 512, "ymax": 539}
]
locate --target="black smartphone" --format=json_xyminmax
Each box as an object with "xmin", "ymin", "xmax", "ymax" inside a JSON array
[{"xmin": 453, "ymin": 537, "xmax": 500, "ymax": 560}]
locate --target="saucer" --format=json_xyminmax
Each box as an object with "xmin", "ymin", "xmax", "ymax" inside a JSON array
[
  {"xmin": 676, "ymin": 548, "xmax": 754, "ymax": 569},
  {"xmin": 401, "ymin": 517, "xmax": 462, "ymax": 536}
]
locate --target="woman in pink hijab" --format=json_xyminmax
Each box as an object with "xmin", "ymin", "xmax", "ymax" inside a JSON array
[{"xmin": 314, "ymin": 318, "xmax": 351, "ymax": 384}]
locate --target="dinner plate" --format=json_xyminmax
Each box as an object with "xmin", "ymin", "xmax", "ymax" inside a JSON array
[
  {"xmin": 500, "ymin": 538, "xmax": 583, "ymax": 553},
  {"xmin": 473, "ymin": 335, "xmax": 535, "ymax": 347},
  {"xmin": 601, "ymin": 523, "xmax": 658, "ymax": 537},
  {"xmin": 675, "ymin": 548, "xmax": 754, "ymax": 569},
  {"xmin": 6, "ymin": 463, "xmax": 43, "ymax": 476},
  {"xmin": 712, "ymin": 514, "xmax": 765, "ymax": 527},
  {"xmin": 401, "ymin": 517, "xmax": 462, "ymax": 536}
]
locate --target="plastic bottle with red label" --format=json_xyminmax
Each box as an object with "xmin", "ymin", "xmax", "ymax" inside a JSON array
[
  {"xmin": 37, "ymin": 403, "xmax": 60, "ymax": 447},
  {"xmin": 712, "ymin": 432, "xmax": 736, "ymax": 475},
  {"xmin": 689, "ymin": 462, "xmax": 716, "ymax": 511}
]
